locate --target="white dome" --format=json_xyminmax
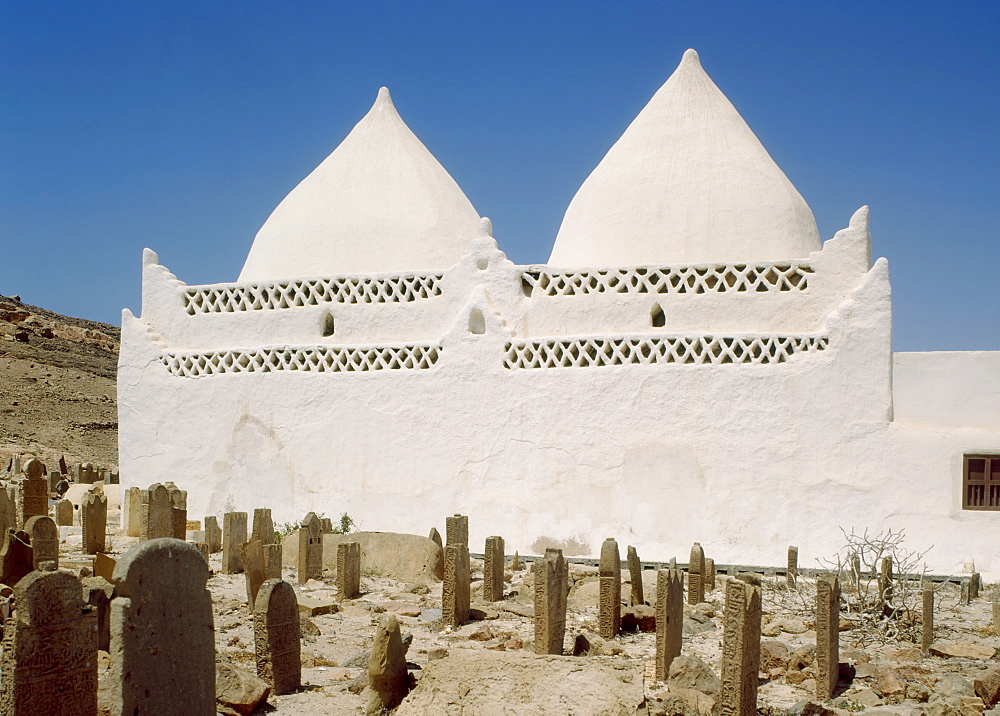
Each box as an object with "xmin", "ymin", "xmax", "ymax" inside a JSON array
[
  {"xmin": 239, "ymin": 87, "xmax": 481, "ymax": 282},
  {"xmin": 548, "ymin": 49, "xmax": 821, "ymax": 267}
]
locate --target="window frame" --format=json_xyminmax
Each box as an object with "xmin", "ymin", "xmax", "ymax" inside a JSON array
[{"xmin": 963, "ymin": 454, "xmax": 1000, "ymax": 511}]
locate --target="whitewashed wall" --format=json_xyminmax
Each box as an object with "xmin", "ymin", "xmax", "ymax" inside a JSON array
[{"xmin": 118, "ymin": 212, "xmax": 1000, "ymax": 577}]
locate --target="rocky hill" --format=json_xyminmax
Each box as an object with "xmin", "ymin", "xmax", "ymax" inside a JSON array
[{"xmin": 0, "ymin": 293, "xmax": 119, "ymax": 468}]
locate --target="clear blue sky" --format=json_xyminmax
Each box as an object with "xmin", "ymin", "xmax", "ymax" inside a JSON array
[{"xmin": 2, "ymin": 2, "xmax": 997, "ymax": 350}]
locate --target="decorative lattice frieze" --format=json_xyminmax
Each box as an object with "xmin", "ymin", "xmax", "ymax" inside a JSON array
[
  {"xmin": 504, "ymin": 335, "xmax": 828, "ymax": 369},
  {"xmin": 521, "ymin": 263, "xmax": 814, "ymax": 297},
  {"xmin": 184, "ymin": 274, "xmax": 444, "ymax": 314},
  {"xmin": 161, "ymin": 344, "xmax": 441, "ymax": 378}
]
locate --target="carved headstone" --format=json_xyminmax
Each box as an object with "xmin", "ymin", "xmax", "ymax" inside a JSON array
[
  {"xmin": 55, "ymin": 498, "xmax": 74, "ymax": 526},
  {"xmin": 0, "ymin": 529, "xmax": 33, "ymax": 586},
  {"xmin": 265, "ymin": 543, "xmax": 283, "ymax": 580},
  {"xmin": 319, "ymin": 517, "xmax": 333, "ymax": 534},
  {"xmin": 254, "ymin": 579, "xmax": 301, "ymax": 695},
  {"xmin": 483, "ymin": 535, "xmax": 504, "ymax": 602},
  {"xmin": 17, "ymin": 458, "xmax": 47, "ymax": 527},
  {"xmin": 627, "ymin": 545, "xmax": 643, "ymax": 606},
  {"xmin": 368, "ymin": 613, "xmax": 408, "ymax": 714},
  {"xmin": 82, "ymin": 492, "xmax": 108, "ymax": 554},
  {"xmin": 719, "ymin": 577, "xmax": 762, "ymax": 716},
  {"xmin": 252, "ymin": 508, "xmax": 275, "ymax": 545},
  {"xmin": 445, "ymin": 514, "xmax": 468, "ymax": 547},
  {"xmin": 83, "ymin": 575, "xmax": 114, "ymax": 652},
  {"xmin": 655, "ymin": 566, "xmax": 684, "ymax": 680},
  {"xmin": 706, "ymin": 557, "xmax": 716, "ymax": 591},
  {"xmin": 428, "ymin": 527, "xmax": 442, "ymax": 549},
  {"xmin": 241, "ymin": 539, "xmax": 266, "ymax": 608},
  {"xmin": 921, "ymin": 583, "xmax": 934, "ymax": 652},
  {"xmin": 164, "ymin": 483, "xmax": 187, "ymax": 540},
  {"xmin": 787, "ymin": 546, "xmax": 798, "ymax": 589},
  {"xmin": 0, "ymin": 570, "xmax": 97, "ymax": 715},
  {"xmin": 297, "ymin": 512, "xmax": 323, "ymax": 584},
  {"xmin": 337, "ymin": 541, "xmax": 361, "ymax": 599},
  {"xmin": 443, "ymin": 543, "xmax": 470, "ymax": 627},
  {"xmin": 878, "ymin": 556, "xmax": 893, "ymax": 614},
  {"xmin": 598, "ymin": 537, "xmax": 621, "ymax": 639},
  {"xmin": 110, "ymin": 538, "xmax": 215, "ymax": 715},
  {"xmin": 205, "ymin": 515, "xmax": 222, "ymax": 553},
  {"xmin": 222, "ymin": 511, "xmax": 248, "ymax": 574},
  {"xmin": 140, "ymin": 484, "xmax": 173, "ymax": 541},
  {"xmin": 688, "ymin": 542, "xmax": 705, "ymax": 605},
  {"xmin": 533, "ymin": 548, "xmax": 568, "ymax": 655},
  {"xmin": 24, "ymin": 515, "xmax": 58, "ymax": 570},
  {"xmin": 815, "ymin": 574, "xmax": 840, "ymax": 699}
]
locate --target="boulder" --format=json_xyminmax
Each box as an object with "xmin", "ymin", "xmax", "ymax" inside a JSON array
[
  {"xmin": 394, "ymin": 649, "xmax": 644, "ymax": 715},
  {"xmin": 759, "ymin": 640, "xmax": 790, "ymax": 671},
  {"xmin": 621, "ymin": 604, "xmax": 656, "ymax": 632},
  {"xmin": 928, "ymin": 641, "xmax": 995, "ymax": 660},
  {"xmin": 281, "ymin": 530, "xmax": 443, "ymax": 583},
  {"xmin": 216, "ymin": 661, "xmax": 270, "ymax": 716},
  {"xmin": 976, "ymin": 667, "xmax": 1000, "ymax": 707},
  {"xmin": 573, "ymin": 630, "xmax": 623, "ymax": 657},
  {"xmin": 667, "ymin": 654, "xmax": 720, "ymax": 697}
]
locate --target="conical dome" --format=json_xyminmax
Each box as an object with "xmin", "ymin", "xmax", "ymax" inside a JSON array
[
  {"xmin": 239, "ymin": 87, "xmax": 482, "ymax": 282},
  {"xmin": 548, "ymin": 50, "xmax": 821, "ymax": 267}
]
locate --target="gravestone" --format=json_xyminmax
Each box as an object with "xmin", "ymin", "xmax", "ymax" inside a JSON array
[
  {"xmin": 512, "ymin": 551, "xmax": 520, "ymax": 571},
  {"xmin": 58, "ymin": 455, "xmax": 68, "ymax": 474},
  {"xmin": 0, "ymin": 570, "xmax": 97, "ymax": 715},
  {"xmin": 655, "ymin": 566, "xmax": 684, "ymax": 680},
  {"xmin": 252, "ymin": 508, "xmax": 275, "ymax": 545},
  {"xmin": 78, "ymin": 463, "xmax": 97, "ymax": 484},
  {"xmin": 83, "ymin": 576, "xmax": 114, "ymax": 652},
  {"xmin": 598, "ymin": 538, "xmax": 621, "ymax": 639},
  {"xmin": 95, "ymin": 553, "xmax": 117, "ymax": 582},
  {"xmin": 254, "ymin": 579, "xmax": 301, "ymax": 695},
  {"xmin": 122, "ymin": 487, "xmax": 142, "ymax": 537},
  {"xmin": 24, "ymin": 515, "xmax": 58, "ymax": 570},
  {"xmin": 319, "ymin": 517, "xmax": 333, "ymax": 534},
  {"xmin": 688, "ymin": 542, "xmax": 705, "ymax": 605},
  {"xmin": 110, "ymin": 538, "xmax": 215, "ymax": 715},
  {"xmin": 970, "ymin": 572, "xmax": 981, "ymax": 600},
  {"xmin": 533, "ymin": 548, "xmax": 568, "ymax": 655},
  {"xmin": 993, "ymin": 601, "xmax": 1000, "ymax": 634},
  {"xmin": 297, "ymin": 512, "xmax": 323, "ymax": 584},
  {"xmin": 960, "ymin": 578, "xmax": 971, "ymax": 606},
  {"xmin": 815, "ymin": 574, "xmax": 840, "ymax": 699},
  {"xmin": 627, "ymin": 545, "xmax": 643, "ymax": 606},
  {"xmin": 55, "ymin": 498, "xmax": 74, "ymax": 526},
  {"xmin": 164, "ymin": 483, "xmax": 187, "ymax": 540},
  {"xmin": 706, "ymin": 557, "xmax": 716, "ymax": 591},
  {"xmin": 205, "ymin": 515, "xmax": 222, "ymax": 553},
  {"xmin": 10, "ymin": 454, "xmax": 20, "ymax": 476},
  {"xmin": 921, "ymin": 583, "xmax": 934, "ymax": 652},
  {"xmin": 82, "ymin": 492, "xmax": 108, "ymax": 554},
  {"xmin": 140, "ymin": 484, "xmax": 173, "ymax": 541},
  {"xmin": 265, "ymin": 543, "xmax": 282, "ymax": 581},
  {"xmin": 428, "ymin": 527, "xmax": 442, "ymax": 549},
  {"xmin": 445, "ymin": 514, "xmax": 468, "ymax": 547},
  {"xmin": 241, "ymin": 539, "xmax": 267, "ymax": 609},
  {"xmin": 878, "ymin": 556, "xmax": 893, "ymax": 614},
  {"xmin": 191, "ymin": 541, "xmax": 210, "ymax": 567},
  {"xmin": 0, "ymin": 529, "xmax": 33, "ymax": 586},
  {"xmin": 222, "ymin": 512, "xmax": 248, "ymax": 574},
  {"xmin": 443, "ymin": 543, "xmax": 470, "ymax": 627},
  {"xmin": 719, "ymin": 577, "xmax": 762, "ymax": 716},
  {"xmin": 17, "ymin": 458, "xmax": 47, "ymax": 527},
  {"xmin": 0, "ymin": 487, "xmax": 15, "ymax": 536},
  {"xmin": 483, "ymin": 536, "xmax": 504, "ymax": 602},
  {"xmin": 787, "ymin": 546, "xmax": 798, "ymax": 589},
  {"xmin": 368, "ymin": 613, "xmax": 408, "ymax": 714},
  {"xmin": 47, "ymin": 470, "xmax": 61, "ymax": 493},
  {"xmin": 337, "ymin": 541, "xmax": 361, "ymax": 599}
]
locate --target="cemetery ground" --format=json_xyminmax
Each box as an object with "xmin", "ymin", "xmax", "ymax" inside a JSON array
[{"xmin": 46, "ymin": 522, "xmax": 1000, "ymax": 715}]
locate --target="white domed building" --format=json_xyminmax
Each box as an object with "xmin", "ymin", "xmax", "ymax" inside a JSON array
[{"xmin": 118, "ymin": 51, "xmax": 1000, "ymax": 576}]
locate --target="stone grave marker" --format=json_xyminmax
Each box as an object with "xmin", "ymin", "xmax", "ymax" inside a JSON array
[
  {"xmin": 0, "ymin": 487, "xmax": 15, "ymax": 536},
  {"xmin": 533, "ymin": 548, "xmax": 567, "ymax": 655},
  {"xmin": 164, "ymin": 483, "xmax": 187, "ymax": 540},
  {"xmin": 252, "ymin": 508, "xmax": 275, "ymax": 545},
  {"xmin": 599, "ymin": 537, "xmax": 621, "ymax": 639},
  {"xmin": 368, "ymin": 613, "xmax": 408, "ymax": 714},
  {"xmin": 787, "ymin": 546, "xmax": 798, "ymax": 589},
  {"xmin": 921, "ymin": 583, "xmax": 934, "ymax": 652},
  {"xmin": 265, "ymin": 543, "xmax": 282, "ymax": 580},
  {"xmin": 428, "ymin": 527, "xmax": 442, "ymax": 549},
  {"xmin": 24, "ymin": 515, "xmax": 58, "ymax": 570},
  {"xmin": 483, "ymin": 535, "xmax": 504, "ymax": 602},
  {"xmin": 254, "ymin": 579, "xmax": 301, "ymax": 695},
  {"xmin": 443, "ymin": 543, "xmax": 470, "ymax": 627},
  {"xmin": 241, "ymin": 539, "xmax": 267, "ymax": 609},
  {"xmin": 512, "ymin": 551, "xmax": 520, "ymax": 571},
  {"xmin": 82, "ymin": 491, "xmax": 108, "ymax": 554},
  {"xmin": 55, "ymin": 498, "xmax": 74, "ymax": 526},
  {"xmin": 222, "ymin": 511, "xmax": 248, "ymax": 574},
  {"xmin": 17, "ymin": 458, "xmax": 47, "ymax": 527},
  {"xmin": 337, "ymin": 541, "xmax": 361, "ymax": 599},
  {"xmin": 445, "ymin": 514, "xmax": 468, "ymax": 547},
  {"xmin": 879, "ymin": 556, "xmax": 893, "ymax": 613},
  {"xmin": 95, "ymin": 553, "xmax": 117, "ymax": 582},
  {"xmin": 688, "ymin": 542, "xmax": 705, "ymax": 605},
  {"xmin": 0, "ymin": 570, "xmax": 97, "ymax": 714},
  {"xmin": 123, "ymin": 487, "xmax": 142, "ymax": 537},
  {"xmin": 627, "ymin": 545, "xmax": 643, "ymax": 606},
  {"xmin": 140, "ymin": 484, "xmax": 173, "ymax": 541},
  {"xmin": 297, "ymin": 512, "xmax": 323, "ymax": 584},
  {"xmin": 110, "ymin": 538, "xmax": 215, "ymax": 715},
  {"xmin": 706, "ymin": 557, "xmax": 716, "ymax": 591},
  {"xmin": 319, "ymin": 517, "xmax": 333, "ymax": 534},
  {"xmin": 719, "ymin": 577, "xmax": 762, "ymax": 716},
  {"xmin": 205, "ymin": 515, "xmax": 222, "ymax": 553},
  {"xmin": 970, "ymin": 572, "xmax": 981, "ymax": 600},
  {"xmin": 655, "ymin": 566, "xmax": 684, "ymax": 680},
  {"xmin": 192, "ymin": 541, "xmax": 210, "ymax": 567},
  {"xmin": 47, "ymin": 470, "xmax": 61, "ymax": 493},
  {"xmin": 815, "ymin": 574, "xmax": 840, "ymax": 699},
  {"xmin": 83, "ymin": 575, "xmax": 114, "ymax": 652},
  {"xmin": 0, "ymin": 529, "xmax": 33, "ymax": 586}
]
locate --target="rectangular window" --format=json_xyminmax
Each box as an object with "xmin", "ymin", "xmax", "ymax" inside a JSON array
[{"xmin": 963, "ymin": 454, "xmax": 1000, "ymax": 510}]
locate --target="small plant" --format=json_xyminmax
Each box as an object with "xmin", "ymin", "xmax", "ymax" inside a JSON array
[
  {"xmin": 272, "ymin": 511, "xmax": 355, "ymax": 541},
  {"xmin": 333, "ymin": 512, "xmax": 355, "ymax": 534}
]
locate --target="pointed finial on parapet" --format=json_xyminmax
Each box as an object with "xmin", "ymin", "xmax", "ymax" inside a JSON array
[
  {"xmin": 479, "ymin": 217, "xmax": 493, "ymax": 237},
  {"xmin": 681, "ymin": 48, "xmax": 701, "ymax": 66},
  {"xmin": 849, "ymin": 205, "xmax": 870, "ymax": 232},
  {"xmin": 142, "ymin": 248, "xmax": 159, "ymax": 267},
  {"xmin": 375, "ymin": 86, "xmax": 396, "ymax": 111}
]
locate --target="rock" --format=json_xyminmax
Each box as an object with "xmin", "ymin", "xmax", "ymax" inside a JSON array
[
  {"xmin": 907, "ymin": 680, "xmax": 931, "ymax": 703},
  {"xmin": 503, "ymin": 637, "xmax": 523, "ymax": 650},
  {"xmin": 621, "ymin": 603, "xmax": 656, "ymax": 632},
  {"xmin": 841, "ymin": 646, "xmax": 870, "ymax": 664},
  {"xmin": 427, "ymin": 648, "xmax": 448, "ymax": 661},
  {"xmin": 875, "ymin": 665, "xmax": 906, "ymax": 698},
  {"xmin": 367, "ymin": 614, "xmax": 409, "ymax": 715},
  {"xmin": 407, "ymin": 583, "xmax": 430, "ymax": 595},
  {"xmin": 854, "ymin": 662, "xmax": 877, "ymax": 679},
  {"xmin": 788, "ymin": 645, "xmax": 815, "ymax": 671},
  {"xmin": 299, "ymin": 616, "xmax": 321, "ymax": 636},
  {"xmin": 928, "ymin": 641, "xmax": 995, "ymax": 660},
  {"xmin": 932, "ymin": 673, "xmax": 976, "ymax": 699},
  {"xmin": 650, "ymin": 692, "xmax": 698, "ymax": 716},
  {"xmin": 670, "ymin": 687, "xmax": 715, "ymax": 715},
  {"xmin": 852, "ymin": 688, "xmax": 884, "ymax": 707},
  {"xmin": 394, "ymin": 650, "xmax": 644, "ymax": 716},
  {"xmin": 567, "ymin": 577, "xmax": 600, "ymax": 610},
  {"xmin": 281, "ymin": 530, "xmax": 443, "ymax": 583},
  {"xmin": 770, "ymin": 616, "xmax": 807, "ymax": 634},
  {"xmin": 667, "ymin": 654, "xmax": 720, "ymax": 697},
  {"xmin": 216, "ymin": 661, "xmax": 271, "ymax": 716},
  {"xmin": 891, "ymin": 647, "xmax": 923, "ymax": 662},
  {"xmin": 976, "ymin": 667, "xmax": 1000, "ymax": 707},
  {"xmin": 787, "ymin": 700, "xmax": 836, "ymax": 716},
  {"xmin": 347, "ymin": 672, "xmax": 368, "ymax": 694},
  {"xmin": 468, "ymin": 607, "xmax": 499, "ymax": 621},
  {"xmin": 573, "ymin": 630, "xmax": 623, "ymax": 657},
  {"xmin": 298, "ymin": 596, "xmax": 338, "ymax": 617},
  {"xmin": 467, "ymin": 625, "xmax": 493, "ymax": 641},
  {"xmin": 760, "ymin": 640, "xmax": 790, "ymax": 671}
]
